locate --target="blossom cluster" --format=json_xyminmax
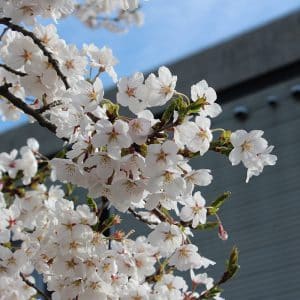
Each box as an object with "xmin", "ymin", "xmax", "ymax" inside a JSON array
[
  {"xmin": 0, "ymin": 1, "xmax": 277, "ymax": 299},
  {"xmin": 76, "ymin": 0, "xmax": 144, "ymax": 31},
  {"xmin": 0, "ymin": 0, "xmax": 141, "ymax": 26},
  {"xmin": 0, "ymin": 139, "xmax": 219, "ymax": 300}
]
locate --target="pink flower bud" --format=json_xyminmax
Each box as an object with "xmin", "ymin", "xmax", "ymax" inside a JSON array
[{"xmin": 218, "ymin": 223, "xmax": 228, "ymax": 240}]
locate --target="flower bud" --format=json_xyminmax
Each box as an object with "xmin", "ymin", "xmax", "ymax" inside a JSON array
[{"xmin": 218, "ymin": 223, "xmax": 228, "ymax": 240}]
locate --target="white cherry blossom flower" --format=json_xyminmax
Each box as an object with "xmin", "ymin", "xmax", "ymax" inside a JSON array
[
  {"xmin": 0, "ymin": 149, "xmax": 19, "ymax": 178},
  {"xmin": 154, "ymin": 274, "xmax": 187, "ymax": 300},
  {"xmin": 128, "ymin": 117, "xmax": 152, "ymax": 145},
  {"xmin": 229, "ymin": 130, "xmax": 268, "ymax": 167},
  {"xmin": 174, "ymin": 120, "xmax": 199, "ymax": 149},
  {"xmin": 246, "ymin": 145, "xmax": 277, "ymax": 182},
  {"xmin": 147, "ymin": 168, "xmax": 186, "ymax": 198},
  {"xmin": 145, "ymin": 141, "xmax": 180, "ymax": 174},
  {"xmin": 92, "ymin": 119, "xmax": 132, "ymax": 158},
  {"xmin": 0, "ymin": 246, "xmax": 26, "ymax": 276},
  {"xmin": 145, "ymin": 66, "xmax": 177, "ymax": 106},
  {"xmin": 184, "ymin": 168, "xmax": 212, "ymax": 195},
  {"xmin": 85, "ymin": 152, "xmax": 119, "ymax": 180},
  {"xmin": 33, "ymin": 24, "xmax": 59, "ymax": 49},
  {"xmin": 85, "ymin": 44, "xmax": 118, "ymax": 82},
  {"xmin": 73, "ymin": 78, "xmax": 104, "ymax": 112},
  {"xmin": 2, "ymin": 1, "xmax": 40, "ymax": 25},
  {"xmin": 17, "ymin": 145, "xmax": 38, "ymax": 185},
  {"xmin": 188, "ymin": 116, "xmax": 213, "ymax": 155},
  {"xmin": 180, "ymin": 192, "xmax": 207, "ymax": 228},
  {"xmin": 191, "ymin": 80, "xmax": 222, "ymax": 118},
  {"xmin": 0, "ymin": 99, "xmax": 22, "ymax": 121},
  {"xmin": 190, "ymin": 269, "xmax": 214, "ymax": 290},
  {"xmin": 51, "ymin": 158, "xmax": 88, "ymax": 187},
  {"xmin": 169, "ymin": 244, "xmax": 204, "ymax": 271},
  {"xmin": 110, "ymin": 178, "xmax": 146, "ymax": 212},
  {"xmin": 137, "ymin": 110, "xmax": 159, "ymax": 126},
  {"xmin": 148, "ymin": 222, "xmax": 183, "ymax": 257},
  {"xmin": 4, "ymin": 36, "xmax": 42, "ymax": 71},
  {"xmin": 117, "ymin": 72, "xmax": 147, "ymax": 114},
  {"xmin": 60, "ymin": 44, "xmax": 87, "ymax": 82}
]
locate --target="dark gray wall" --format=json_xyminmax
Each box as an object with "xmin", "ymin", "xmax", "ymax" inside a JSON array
[{"xmin": 1, "ymin": 10, "xmax": 300, "ymax": 300}]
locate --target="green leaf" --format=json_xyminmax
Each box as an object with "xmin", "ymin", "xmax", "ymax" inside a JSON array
[
  {"xmin": 54, "ymin": 147, "xmax": 67, "ymax": 159},
  {"xmin": 196, "ymin": 221, "xmax": 219, "ymax": 230},
  {"xmin": 209, "ymin": 191, "xmax": 231, "ymax": 214},
  {"xmin": 219, "ymin": 246, "xmax": 240, "ymax": 284},
  {"xmin": 201, "ymin": 286, "xmax": 223, "ymax": 299},
  {"xmin": 161, "ymin": 100, "xmax": 177, "ymax": 125}
]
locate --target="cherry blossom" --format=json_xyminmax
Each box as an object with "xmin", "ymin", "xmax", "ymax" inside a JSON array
[
  {"xmin": 148, "ymin": 222, "xmax": 183, "ymax": 257},
  {"xmin": 92, "ymin": 119, "xmax": 132, "ymax": 159},
  {"xmin": 180, "ymin": 191, "xmax": 207, "ymax": 228},
  {"xmin": 191, "ymin": 80, "xmax": 222, "ymax": 118},
  {"xmin": 145, "ymin": 66, "xmax": 177, "ymax": 106},
  {"xmin": 117, "ymin": 72, "xmax": 147, "ymax": 113}
]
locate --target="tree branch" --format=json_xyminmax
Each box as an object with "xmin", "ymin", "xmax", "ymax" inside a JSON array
[
  {"xmin": 0, "ymin": 63, "xmax": 27, "ymax": 76},
  {"xmin": 20, "ymin": 273, "xmax": 51, "ymax": 300},
  {"xmin": 128, "ymin": 208, "xmax": 159, "ymax": 226},
  {"xmin": 0, "ymin": 17, "xmax": 70, "ymax": 90},
  {"xmin": 0, "ymin": 27, "xmax": 8, "ymax": 40},
  {"xmin": 0, "ymin": 83, "xmax": 57, "ymax": 134},
  {"xmin": 36, "ymin": 100, "xmax": 62, "ymax": 114}
]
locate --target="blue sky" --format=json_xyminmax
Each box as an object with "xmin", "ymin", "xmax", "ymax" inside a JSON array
[{"xmin": 1, "ymin": 0, "xmax": 300, "ymax": 132}]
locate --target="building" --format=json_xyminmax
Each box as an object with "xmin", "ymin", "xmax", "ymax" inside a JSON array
[{"xmin": 1, "ymin": 10, "xmax": 300, "ymax": 299}]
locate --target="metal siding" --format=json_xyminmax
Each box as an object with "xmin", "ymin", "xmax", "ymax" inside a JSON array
[{"xmin": 190, "ymin": 78, "xmax": 300, "ymax": 299}]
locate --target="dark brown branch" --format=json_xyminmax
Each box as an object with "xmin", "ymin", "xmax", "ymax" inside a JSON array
[
  {"xmin": 0, "ymin": 83, "xmax": 57, "ymax": 134},
  {"xmin": 0, "ymin": 18, "xmax": 70, "ymax": 90},
  {"xmin": 0, "ymin": 63, "xmax": 27, "ymax": 76},
  {"xmin": 152, "ymin": 208, "xmax": 170, "ymax": 222},
  {"xmin": 20, "ymin": 273, "xmax": 51, "ymax": 300},
  {"xmin": 87, "ymin": 112, "xmax": 100, "ymax": 123},
  {"xmin": 36, "ymin": 100, "xmax": 62, "ymax": 114},
  {"xmin": 0, "ymin": 27, "xmax": 8, "ymax": 40}
]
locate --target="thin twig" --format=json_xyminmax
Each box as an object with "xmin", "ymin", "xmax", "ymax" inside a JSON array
[
  {"xmin": 36, "ymin": 100, "xmax": 63, "ymax": 114},
  {"xmin": 97, "ymin": 197, "xmax": 109, "ymax": 220},
  {"xmin": 152, "ymin": 208, "xmax": 170, "ymax": 222},
  {"xmin": 128, "ymin": 208, "xmax": 159, "ymax": 226},
  {"xmin": 20, "ymin": 273, "xmax": 51, "ymax": 300},
  {"xmin": 0, "ymin": 83, "xmax": 57, "ymax": 134},
  {"xmin": 0, "ymin": 17, "xmax": 70, "ymax": 90},
  {"xmin": 0, "ymin": 27, "xmax": 8, "ymax": 40},
  {"xmin": 0, "ymin": 63, "xmax": 27, "ymax": 76},
  {"xmin": 87, "ymin": 112, "xmax": 100, "ymax": 123}
]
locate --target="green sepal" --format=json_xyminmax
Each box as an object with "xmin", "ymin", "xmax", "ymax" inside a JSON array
[
  {"xmin": 187, "ymin": 96, "xmax": 207, "ymax": 114},
  {"xmin": 101, "ymin": 99, "xmax": 119, "ymax": 121},
  {"xmin": 87, "ymin": 197, "xmax": 98, "ymax": 213},
  {"xmin": 196, "ymin": 221, "xmax": 219, "ymax": 230},
  {"xmin": 220, "ymin": 130, "xmax": 232, "ymax": 143},
  {"xmin": 65, "ymin": 183, "xmax": 75, "ymax": 197}
]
